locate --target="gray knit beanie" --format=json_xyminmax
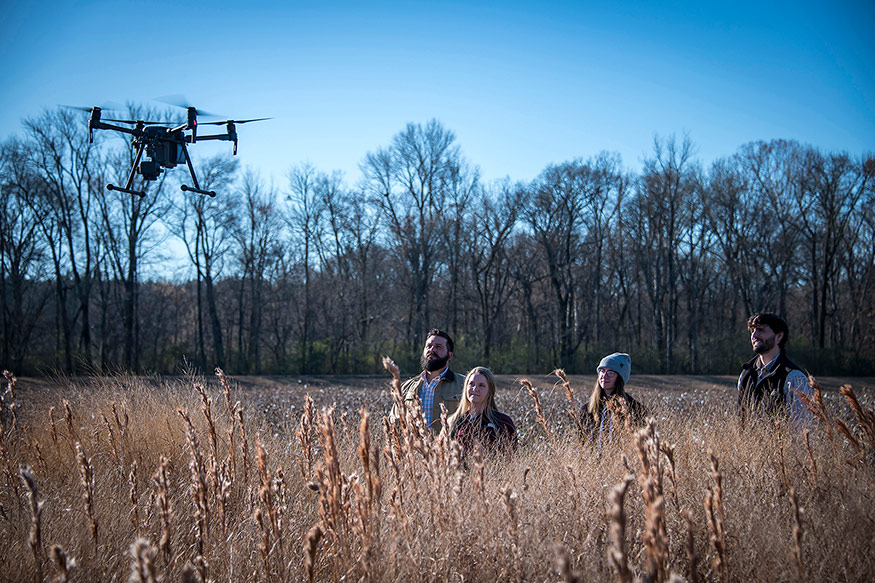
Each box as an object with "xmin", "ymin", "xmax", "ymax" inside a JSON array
[{"xmin": 597, "ymin": 352, "xmax": 631, "ymax": 384}]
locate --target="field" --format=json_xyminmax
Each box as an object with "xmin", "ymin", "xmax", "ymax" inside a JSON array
[{"xmin": 1, "ymin": 368, "xmax": 874, "ymax": 582}]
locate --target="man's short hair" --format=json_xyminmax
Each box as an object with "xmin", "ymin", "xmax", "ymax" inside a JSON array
[
  {"xmin": 747, "ymin": 313, "xmax": 789, "ymax": 349},
  {"xmin": 426, "ymin": 328, "xmax": 454, "ymax": 353}
]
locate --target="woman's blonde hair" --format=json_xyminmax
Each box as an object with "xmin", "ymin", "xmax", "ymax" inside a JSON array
[{"xmin": 447, "ymin": 366, "xmax": 499, "ymax": 434}]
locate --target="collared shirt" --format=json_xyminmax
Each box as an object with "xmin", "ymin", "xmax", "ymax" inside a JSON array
[{"xmin": 419, "ymin": 368, "xmax": 448, "ymax": 427}]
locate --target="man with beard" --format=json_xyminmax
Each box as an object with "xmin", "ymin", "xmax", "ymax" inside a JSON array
[
  {"xmin": 390, "ymin": 329, "xmax": 464, "ymax": 433},
  {"xmin": 737, "ymin": 313, "xmax": 811, "ymax": 424}
]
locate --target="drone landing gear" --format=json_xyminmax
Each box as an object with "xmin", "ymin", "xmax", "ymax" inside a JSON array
[
  {"xmin": 181, "ymin": 184, "xmax": 216, "ymax": 197},
  {"xmin": 107, "ymin": 184, "xmax": 147, "ymax": 197},
  {"xmin": 107, "ymin": 139, "xmax": 148, "ymax": 197}
]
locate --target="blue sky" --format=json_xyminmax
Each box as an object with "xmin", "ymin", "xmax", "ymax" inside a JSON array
[{"xmin": 1, "ymin": 0, "xmax": 872, "ymax": 188}]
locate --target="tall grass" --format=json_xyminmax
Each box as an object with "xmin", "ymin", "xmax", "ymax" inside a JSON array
[{"xmin": 0, "ymin": 367, "xmax": 873, "ymax": 582}]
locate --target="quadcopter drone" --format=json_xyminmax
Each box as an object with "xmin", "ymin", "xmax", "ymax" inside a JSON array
[{"xmin": 83, "ymin": 102, "xmax": 268, "ymax": 197}]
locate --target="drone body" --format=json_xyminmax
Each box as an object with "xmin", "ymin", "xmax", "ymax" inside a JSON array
[{"xmin": 83, "ymin": 104, "xmax": 268, "ymax": 197}]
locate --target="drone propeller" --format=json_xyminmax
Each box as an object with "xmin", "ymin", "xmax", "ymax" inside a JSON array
[
  {"xmin": 61, "ymin": 102, "xmax": 124, "ymax": 114},
  {"xmin": 103, "ymin": 118, "xmax": 174, "ymax": 125},
  {"xmin": 199, "ymin": 117, "xmax": 271, "ymax": 126},
  {"xmin": 154, "ymin": 94, "xmax": 222, "ymax": 119}
]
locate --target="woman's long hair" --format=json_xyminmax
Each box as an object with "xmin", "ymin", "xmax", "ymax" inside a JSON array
[
  {"xmin": 447, "ymin": 366, "xmax": 499, "ymax": 434},
  {"xmin": 587, "ymin": 375, "xmax": 627, "ymax": 424}
]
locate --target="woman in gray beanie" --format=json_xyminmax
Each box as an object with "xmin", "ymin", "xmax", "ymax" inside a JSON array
[{"xmin": 580, "ymin": 352, "xmax": 647, "ymax": 452}]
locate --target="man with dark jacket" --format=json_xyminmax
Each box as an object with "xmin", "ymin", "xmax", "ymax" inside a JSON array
[
  {"xmin": 737, "ymin": 313, "xmax": 811, "ymax": 424},
  {"xmin": 389, "ymin": 329, "xmax": 464, "ymax": 434}
]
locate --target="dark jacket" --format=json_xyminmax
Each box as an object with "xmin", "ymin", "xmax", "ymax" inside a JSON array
[
  {"xmin": 580, "ymin": 391, "xmax": 647, "ymax": 445},
  {"xmin": 737, "ymin": 351, "xmax": 803, "ymax": 418},
  {"xmin": 450, "ymin": 410, "xmax": 518, "ymax": 454}
]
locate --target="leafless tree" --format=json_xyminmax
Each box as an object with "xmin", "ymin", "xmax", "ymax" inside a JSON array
[
  {"xmin": 230, "ymin": 170, "xmax": 283, "ymax": 373},
  {"xmin": 173, "ymin": 153, "xmax": 239, "ymax": 369},
  {"xmin": 629, "ymin": 135, "xmax": 700, "ymax": 373},
  {"xmin": 21, "ymin": 108, "xmax": 104, "ymax": 371},
  {"xmin": 0, "ymin": 138, "xmax": 53, "ymax": 372},
  {"xmin": 362, "ymin": 119, "xmax": 471, "ymax": 347},
  {"xmin": 286, "ymin": 163, "xmax": 323, "ymax": 373}
]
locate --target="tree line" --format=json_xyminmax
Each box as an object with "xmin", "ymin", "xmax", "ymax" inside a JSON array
[{"xmin": 1, "ymin": 107, "xmax": 873, "ymax": 376}]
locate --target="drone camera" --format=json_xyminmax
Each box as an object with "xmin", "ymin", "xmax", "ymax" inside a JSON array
[{"xmin": 139, "ymin": 160, "xmax": 162, "ymax": 181}]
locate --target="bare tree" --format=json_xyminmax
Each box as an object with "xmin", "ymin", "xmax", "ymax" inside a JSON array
[
  {"xmin": 96, "ymin": 104, "xmax": 172, "ymax": 371},
  {"xmin": 230, "ymin": 170, "xmax": 283, "ymax": 373},
  {"xmin": 794, "ymin": 149, "xmax": 870, "ymax": 348},
  {"xmin": 22, "ymin": 108, "xmax": 104, "ymax": 371},
  {"xmin": 0, "ymin": 138, "xmax": 53, "ymax": 372},
  {"xmin": 464, "ymin": 179, "xmax": 524, "ymax": 360},
  {"xmin": 630, "ymin": 135, "xmax": 700, "ymax": 373},
  {"xmin": 286, "ymin": 163, "xmax": 323, "ymax": 373},
  {"xmin": 173, "ymin": 154, "xmax": 239, "ymax": 369},
  {"xmin": 362, "ymin": 119, "xmax": 470, "ymax": 346}
]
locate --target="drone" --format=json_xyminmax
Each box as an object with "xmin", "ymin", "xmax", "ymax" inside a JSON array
[{"xmin": 82, "ymin": 102, "xmax": 268, "ymax": 197}]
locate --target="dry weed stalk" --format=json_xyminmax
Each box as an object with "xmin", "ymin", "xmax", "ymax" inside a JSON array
[
  {"xmin": 803, "ymin": 429, "xmax": 818, "ymax": 485},
  {"xmin": 50, "ymin": 544, "xmax": 73, "ymax": 583},
  {"xmin": 683, "ymin": 509, "xmax": 700, "ymax": 583},
  {"xmin": 128, "ymin": 538, "xmax": 159, "ymax": 583},
  {"xmin": 304, "ymin": 524, "xmax": 323, "ymax": 583},
  {"xmin": 704, "ymin": 449, "xmax": 727, "ymax": 583},
  {"xmin": 356, "ymin": 408, "xmax": 381, "ymax": 543},
  {"xmin": 839, "ymin": 384, "xmax": 875, "ymax": 452},
  {"xmin": 553, "ymin": 369, "xmax": 586, "ymax": 436},
  {"xmin": 255, "ymin": 508, "xmax": 271, "ymax": 582},
  {"xmin": 255, "ymin": 437, "xmax": 284, "ymax": 577},
  {"xmin": 19, "ymin": 466, "xmax": 44, "ymax": 583},
  {"xmin": 129, "ymin": 461, "xmax": 139, "ymax": 532},
  {"xmin": 63, "ymin": 400, "xmax": 79, "ymax": 454},
  {"xmin": 0, "ymin": 414, "xmax": 18, "ymax": 507},
  {"xmin": 607, "ymin": 475, "xmax": 635, "ymax": 583},
  {"xmin": 236, "ymin": 406, "xmax": 250, "ymax": 486},
  {"xmin": 296, "ymin": 394, "xmax": 316, "ymax": 478},
  {"xmin": 48, "ymin": 406, "xmax": 58, "ymax": 446},
  {"xmin": 178, "ymin": 408, "xmax": 210, "ymax": 560},
  {"xmin": 796, "ymin": 376, "xmax": 836, "ymax": 448},
  {"xmin": 789, "ymin": 487, "xmax": 804, "ymax": 581},
  {"xmin": 194, "ymin": 382, "xmax": 220, "ymax": 494},
  {"xmin": 314, "ymin": 407, "xmax": 347, "ymax": 536},
  {"xmin": 2, "ymin": 370, "xmax": 16, "ymax": 430},
  {"xmin": 635, "ymin": 420, "xmax": 669, "ymax": 583},
  {"xmin": 217, "ymin": 369, "xmax": 240, "ymax": 481},
  {"xmin": 112, "ymin": 402, "xmax": 129, "ymax": 455},
  {"xmin": 75, "ymin": 442, "xmax": 98, "ymax": 545},
  {"xmin": 101, "ymin": 411, "xmax": 121, "ymax": 465},
  {"xmin": 553, "ymin": 542, "xmax": 584, "ymax": 583},
  {"xmin": 151, "ymin": 456, "xmax": 173, "ymax": 564},
  {"xmin": 520, "ymin": 378, "xmax": 551, "ymax": 439},
  {"xmin": 500, "ymin": 485, "xmax": 519, "ymax": 538}
]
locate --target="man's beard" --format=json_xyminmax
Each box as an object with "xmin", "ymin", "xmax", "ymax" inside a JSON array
[
  {"xmin": 421, "ymin": 353, "xmax": 450, "ymax": 372},
  {"xmin": 753, "ymin": 336, "xmax": 775, "ymax": 354}
]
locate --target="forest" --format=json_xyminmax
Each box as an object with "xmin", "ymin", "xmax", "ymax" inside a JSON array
[{"xmin": 1, "ymin": 107, "xmax": 873, "ymax": 376}]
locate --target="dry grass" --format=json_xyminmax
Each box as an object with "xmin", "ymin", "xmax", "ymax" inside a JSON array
[{"xmin": 0, "ymin": 368, "xmax": 874, "ymax": 582}]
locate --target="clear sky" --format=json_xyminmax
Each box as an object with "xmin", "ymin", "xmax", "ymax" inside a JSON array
[{"xmin": 1, "ymin": 0, "xmax": 873, "ymax": 188}]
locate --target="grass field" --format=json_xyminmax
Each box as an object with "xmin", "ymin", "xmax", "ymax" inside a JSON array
[{"xmin": 1, "ymin": 368, "xmax": 873, "ymax": 582}]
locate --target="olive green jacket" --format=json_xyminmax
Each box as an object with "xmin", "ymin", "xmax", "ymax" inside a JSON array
[{"xmin": 389, "ymin": 369, "xmax": 464, "ymax": 434}]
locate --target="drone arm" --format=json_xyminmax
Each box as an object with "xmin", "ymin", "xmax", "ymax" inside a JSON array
[{"xmin": 91, "ymin": 120, "xmax": 140, "ymax": 138}]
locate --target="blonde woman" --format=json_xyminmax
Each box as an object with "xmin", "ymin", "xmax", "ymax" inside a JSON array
[
  {"xmin": 447, "ymin": 367, "xmax": 517, "ymax": 454},
  {"xmin": 581, "ymin": 352, "xmax": 646, "ymax": 452}
]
